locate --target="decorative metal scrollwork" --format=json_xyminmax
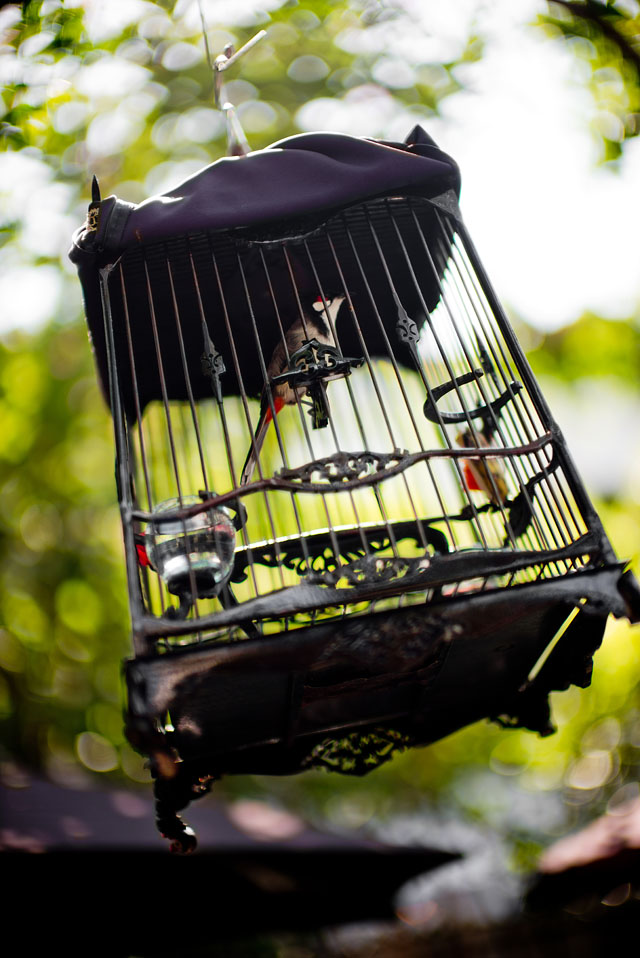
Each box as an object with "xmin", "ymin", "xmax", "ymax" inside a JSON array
[
  {"xmin": 276, "ymin": 449, "xmax": 409, "ymax": 486},
  {"xmin": 396, "ymin": 306, "xmax": 420, "ymax": 346},
  {"xmin": 230, "ymin": 518, "xmax": 448, "ymax": 584},
  {"xmin": 308, "ymin": 553, "xmax": 431, "ymax": 587},
  {"xmin": 241, "ymin": 545, "xmax": 344, "ymax": 584},
  {"xmin": 201, "ymin": 331, "xmax": 226, "ymax": 402},
  {"xmin": 301, "ymin": 727, "xmax": 412, "ymax": 775}
]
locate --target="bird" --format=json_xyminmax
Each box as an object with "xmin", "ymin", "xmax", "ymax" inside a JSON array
[
  {"xmin": 239, "ymin": 295, "xmax": 345, "ymax": 486},
  {"xmin": 456, "ymin": 427, "xmax": 508, "ymax": 506}
]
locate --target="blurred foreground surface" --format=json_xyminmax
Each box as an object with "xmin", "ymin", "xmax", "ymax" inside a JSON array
[{"xmin": 3, "ymin": 773, "xmax": 640, "ymax": 957}]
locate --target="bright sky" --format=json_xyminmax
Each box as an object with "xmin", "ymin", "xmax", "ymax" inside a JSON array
[{"xmin": 431, "ymin": 0, "xmax": 640, "ymax": 331}]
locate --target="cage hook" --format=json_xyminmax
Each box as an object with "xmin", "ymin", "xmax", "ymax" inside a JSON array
[
  {"xmin": 423, "ymin": 368, "xmax": 522, "ymax": 426},
  {"xmin": 210, "ymin": 30, "xmax": 267, "ymax": 156}
]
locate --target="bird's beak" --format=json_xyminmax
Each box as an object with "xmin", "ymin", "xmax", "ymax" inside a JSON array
[{"xmin": 313, "ymin": 294, "xmax": 345, "ymax": 312}]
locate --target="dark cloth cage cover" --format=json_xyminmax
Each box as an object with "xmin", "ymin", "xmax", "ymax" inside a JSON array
[{"xmin": 70, "ymin": 125, "xmax": 640, "ymax": 851}]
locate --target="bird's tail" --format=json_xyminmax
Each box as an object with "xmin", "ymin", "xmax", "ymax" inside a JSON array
[{"xmin": 239, "ymin": 396, "xmax": 285, "ymax": 486}]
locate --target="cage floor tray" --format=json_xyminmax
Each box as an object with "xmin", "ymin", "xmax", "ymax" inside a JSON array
[{"xmin": 126, "ymin": 566, "xmax": 626, "ymax": 783}]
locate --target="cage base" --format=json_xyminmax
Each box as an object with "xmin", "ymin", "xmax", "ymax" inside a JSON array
[{"xmin": 124, "ymin": 565, "xmax": 628, "ymax": 851}]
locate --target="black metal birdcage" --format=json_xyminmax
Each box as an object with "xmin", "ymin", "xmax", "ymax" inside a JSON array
[{"xmin": 71, "ymin": 124, "xmax": 639, "ymax": 852}]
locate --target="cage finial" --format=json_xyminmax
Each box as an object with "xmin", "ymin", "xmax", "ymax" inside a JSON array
[{"xmin": 213, "ymin": 33, "xmax": 267, "ymax": 156}]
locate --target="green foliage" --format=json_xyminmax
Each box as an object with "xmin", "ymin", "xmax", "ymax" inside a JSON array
[
  {"xmin": 0, "ymin": 323, "xmax": 135, "ymax": 781},
  {"xmin": 528, "ymin": 312, "xmax": 640, "ymax": 382},
  {"xmin": 538, "ymin": 1, "xmax": 640, "ymax": 160}
]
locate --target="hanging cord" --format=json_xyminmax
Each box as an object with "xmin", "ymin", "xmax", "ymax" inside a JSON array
[
  {"xmin": 195, "ymin": 0, "xmax": 266, "ymax": 156},
  {"xmin": 196, "ymin": 0, "xmax": 215, "ymax": 79}
]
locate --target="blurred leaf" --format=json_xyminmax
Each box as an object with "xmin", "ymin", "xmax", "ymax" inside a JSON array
[
  {"xmin": 539, "ymin": 1, "xmax": 640, "ymax": 159},
  {"xmin": 528, "ymin": 313, "xmax": 640, "ymax": 382}
]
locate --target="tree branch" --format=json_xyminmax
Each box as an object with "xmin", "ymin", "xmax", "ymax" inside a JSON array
[{"xmin": 547, "ymin": 0, "xmax": 640, "ymax": 76}]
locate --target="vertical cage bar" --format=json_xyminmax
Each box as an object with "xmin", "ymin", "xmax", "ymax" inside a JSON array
[
  {"xmin": 99, "ymin": 265, "xmax": 149, "ymax": 655},
  {"xmin": 118, "ymin": 261, "xmax": 163, "ymax": 615},
  {"xmin": 143, "ymin": 259, "xmax": 201, "ymax": 618},
  {"xmin": 433, "ymin": 209, "xmax": 587, "ymax": 559},
  {"xmin": 455, "ymin": 218, "xmax": 616, "ymax": 563}
]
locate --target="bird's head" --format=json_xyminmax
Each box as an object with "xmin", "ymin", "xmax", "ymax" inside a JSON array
[{"xmin": 312, "ymin": 294, "xmax": 346, "ymax": 322}]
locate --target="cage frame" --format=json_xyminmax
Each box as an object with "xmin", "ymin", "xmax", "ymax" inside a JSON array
[
  {"xmin": 76, "ymin": 142, "xmax": 639, "ymax": 850},
  {"xmin": 97, "ymin": 188, "xmax": 627, "ymax": 643}
]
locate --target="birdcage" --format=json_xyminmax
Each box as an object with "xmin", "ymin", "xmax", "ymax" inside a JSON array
[{"xmin": 71, "ymin": 124, "xmax": 639, "ymax": 852}]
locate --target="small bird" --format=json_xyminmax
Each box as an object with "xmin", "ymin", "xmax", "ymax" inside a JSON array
[
  {"xmin": 240, "ymin": 295, "xmax": 345, "ymax": 486},
  {"xmin": 457, "ymin": 427, "xmax": 508, "ymax": 506}
]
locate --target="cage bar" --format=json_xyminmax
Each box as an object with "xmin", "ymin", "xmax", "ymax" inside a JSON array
[{"xmin": 96, "ymin": 194, "xmax": 615, "ymax": 644}]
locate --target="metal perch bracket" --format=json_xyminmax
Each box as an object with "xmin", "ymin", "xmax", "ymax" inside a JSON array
[{"xmin": 271, "ymin": 338, "xmax": 365, "ymax": 429}]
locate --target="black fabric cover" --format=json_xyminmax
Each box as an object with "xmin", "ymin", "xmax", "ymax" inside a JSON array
[
  {"xmin": 70, "ymin": 126, "xmax": 460, "ymax": 416},
  {"xmin": 74, "ymin": 125, "xmax": 459, "ymax": 255}
]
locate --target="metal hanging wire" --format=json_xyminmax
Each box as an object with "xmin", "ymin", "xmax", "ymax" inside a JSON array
[{"xmin": 197, "ymin": 0, "xmax": 266, "ymax": 156}]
